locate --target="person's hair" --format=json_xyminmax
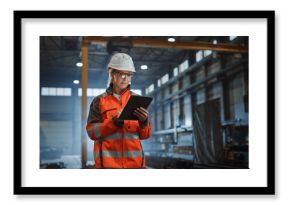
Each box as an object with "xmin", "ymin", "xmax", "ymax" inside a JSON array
[{"xmin": 110, "ymin": 68, "xmax": 117, "ymax": 75}]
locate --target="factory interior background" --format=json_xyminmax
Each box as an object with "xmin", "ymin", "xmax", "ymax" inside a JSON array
[{"xmin": 40, "ymin": 36, "xmax": 248, "ymax": 169}]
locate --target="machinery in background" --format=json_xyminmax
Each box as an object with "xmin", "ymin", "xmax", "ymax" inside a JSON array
[
  {"xmin": 144, "ymin": 125, "xmax": 195, "ymax": 168},
  {"xmin": 221, "ymin": 120, "xmax": 248, "ymax": 166},
  {"xmin": 144, "ymin": 119, "xmax": 249, "ymax": 169}
]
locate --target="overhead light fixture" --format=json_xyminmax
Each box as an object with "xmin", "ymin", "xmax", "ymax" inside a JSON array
[
  {"xmin": 73, "ymin": 80, "xmax": 79, "ymax": 84},
  {"xmin": 213, "ymin": 40, "xmax": 218, "ymax": 45},
  {"xmin": 140, "ymin": 65, "xmax": 148, "ymax": 70},
  {"xmin": 76, "ymin": 62, "xmax": 83, "ymax": 67},
  {"xmin": 168, "ymin": 37, "xmax": 175, "ymax": 42}
]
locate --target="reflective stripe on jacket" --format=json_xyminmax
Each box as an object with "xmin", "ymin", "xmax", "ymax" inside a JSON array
[{"xmin": 86, "ymin": 86, "xmax": 151, "ymax": 168}]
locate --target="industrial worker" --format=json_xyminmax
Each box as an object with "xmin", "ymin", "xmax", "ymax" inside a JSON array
[{"xmin": 86, "ymin": 53, "xmax": 151, "ymax": 168}]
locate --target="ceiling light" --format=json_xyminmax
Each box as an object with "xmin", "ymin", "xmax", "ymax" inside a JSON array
[
  {"xmin": 76, "ymin": 62, "xmax": 83, "ymax": 67},
  {"xmin": 140, "ymin": 65, "xmax": 148, "ymax": 70},
  {"xmin": 73, "ymin": 80, "xmax": 79, "ymax": 84},
  {"xmin": 168, "ymin": 37, "xmax": 175, "ymax": 42},
  {"xmin": 213, "ymin": 40, "xmax": 218, "ymax": 45}
]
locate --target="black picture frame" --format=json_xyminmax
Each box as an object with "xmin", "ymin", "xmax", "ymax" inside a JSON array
[{"xmin": 14, "ymin": 10, "xmax": 275, "ymax": 195}]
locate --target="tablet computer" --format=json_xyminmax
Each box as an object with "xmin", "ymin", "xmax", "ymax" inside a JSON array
[{"xmin": 118, "ymin": 95, "xmax": 153, "ymax": 120}]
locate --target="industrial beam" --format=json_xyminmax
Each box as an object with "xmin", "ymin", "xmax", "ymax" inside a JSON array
[
  {"xmin": 40, "ymin": 50, "xmax": 107, "ymax": 55},
  {"xmin": 86, "ymin": 36, "xmax": 248, "ymax": 53},
  {"xmin": 81, "ymin": 37, "xmax": 89, "ymax": 168}
]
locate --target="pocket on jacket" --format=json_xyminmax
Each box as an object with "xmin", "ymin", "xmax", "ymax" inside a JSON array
[{"xmin": 124, "ymin": 120, "xmax": 139, "ymax": 132}]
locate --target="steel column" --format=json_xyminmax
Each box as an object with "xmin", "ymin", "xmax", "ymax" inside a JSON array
[{"xmin": 81, "ymin": 37, "xmax": 89, "ymax": 168}]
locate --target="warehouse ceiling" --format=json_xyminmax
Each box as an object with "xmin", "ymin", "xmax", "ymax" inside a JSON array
[{"xmin": 40, "ymin": 36, "xmax": 247, "ymax": 90}]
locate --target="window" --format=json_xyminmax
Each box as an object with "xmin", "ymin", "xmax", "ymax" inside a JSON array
[
  {"xmin": 204, "ymin": 50, "xmax": 212, "ymax": 57},
  {"xmin": 179, "ymin": 60, "xmax": 189, "ymax": 73},
  {"xmin": 41, "ymin": 87, "xmax": 49, "ymax": 95},
  {"xmin": 87, "ymin": 88, "xmax": 93, "ymax": 97},
  {"xmin": 146, "ymin": 84, "xmax": 154, "ymax": 94},
  {"xmin": 196, "ymin": 50, "xmax": 203, "ymax": 62},
  {"xmin": 161, "ymin": 73, "xmax": 169, "ymax": 85},
  {"xmin": 131, "ymin": 89, "xmax": 142, "ymax": 95},
  {"xmin": 78, "ymin": 88, "xmax": 106, "ymax": 97},
  {"xmin": 56, "ymin": 88, "xmax": 64, "ymax": 96},
  {"xmin": 93, "ymin": 88, "xmax": 106, "ymax": 96},
  {"xmin": 63, "ymin": 88, "xmax": 71, "ymax": 96},
  {"xmin": 78, "ymin": 88, "xmax": 82, "ymax": 96},
  {"xmin": 148, "ymin": 84, "xmax": 154, "ymax": 92},
  {"xmin": 157, "ymin": 79, "xmax": 161, "ymax": 87},
  {"xmin": 173, "ymin": 67, "xmax": 178, "ymax": 76},
  {"xmin": 48, "ymin": 87, "xmax": 56, "ymax": 96},
  {"xmin": 41, "ymin": 87, "xmax": 72, "ymax": 96}
]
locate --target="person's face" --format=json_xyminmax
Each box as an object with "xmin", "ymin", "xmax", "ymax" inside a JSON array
[{"xmin": 111, "ymin": 70, "xmax": 133, "ymax": 90}]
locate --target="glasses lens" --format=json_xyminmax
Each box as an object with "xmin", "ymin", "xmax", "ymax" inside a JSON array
[
  {"xmin": 119, "ymin": 73, "xmax": 132, "ymax": 79},
  {"xmin": 121, "ymin": 74, "xmax": 126, "ymax": 79}
]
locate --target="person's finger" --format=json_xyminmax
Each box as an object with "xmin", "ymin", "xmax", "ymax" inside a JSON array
[
  {"xmin": 133, "ymin": 110, "xmax": 141, "ymax": 117},
  {"xmin": 134, "ymin": 111, "xmax": 147, "ymax": 122},
  {"xmin": 134, "ymin": 109, "xmax": 147, "ymax": 119},
  {"xmin": 136, "ymin": 108, "xmax": 148, "ymax": 117},
  {"xmin": 138, "ymin": 107, "xmax": 148, "ymax": 115},
  {"xmin": 133, "ymin": 110, "xmax": 147, "ymax": 121},
  {"xmin": 133, "ymin": 110, "xmax": 142, "ymax": 118},
  {"xmin": 133, "ymin": 111, "xmax": 139, "ymax": 117}
]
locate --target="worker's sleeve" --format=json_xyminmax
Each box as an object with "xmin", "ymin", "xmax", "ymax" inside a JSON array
[
  {"xmin": 86, "ymin": 97, "xmax": 118, "ymax": 141},
  {"xmin": 138, "ymin": 118, "xmax": 151, "ymax": 140}
]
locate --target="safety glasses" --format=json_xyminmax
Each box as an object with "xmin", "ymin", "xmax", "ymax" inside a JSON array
[{"xmin": 114, "ymin": 71, "xmax": 133, "ymax": 79}]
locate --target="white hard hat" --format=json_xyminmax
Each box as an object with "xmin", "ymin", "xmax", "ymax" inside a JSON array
[{"xmin": 107, "ymin": 53, "xmax": 136, "ymax": 72}]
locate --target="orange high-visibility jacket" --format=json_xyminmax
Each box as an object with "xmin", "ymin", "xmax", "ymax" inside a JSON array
[{"xmin": 86, "ymin": 86, "xmax": 151, "ymax": 168}]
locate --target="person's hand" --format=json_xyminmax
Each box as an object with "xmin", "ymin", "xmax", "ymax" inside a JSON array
[
  {"xmin": 112, "ymin": 115, "xmax": 124, "ymax": 128},
  {"xmin": 133, "ymin": 107, "xmax": 148, "ymax": 122}
]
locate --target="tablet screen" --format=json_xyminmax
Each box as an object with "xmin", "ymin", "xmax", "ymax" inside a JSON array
[{"xmin": 119, "ymin": 95, "xmax": 153, "ymax": 120}]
